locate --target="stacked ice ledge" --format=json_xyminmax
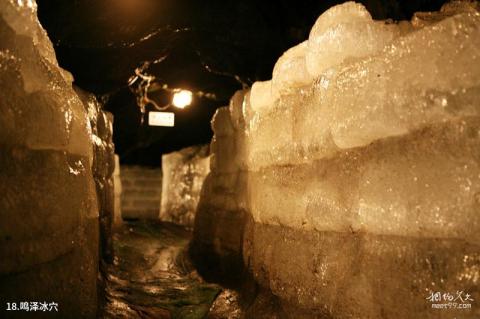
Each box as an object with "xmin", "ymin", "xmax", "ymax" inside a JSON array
[
  {"xmin": 0, "ymin": 1, "xmax": 101, "ymax": 317},
  {"xmin": 160, "ymin": 145, "xmax": 210, "ymax": 227},
  {"xmin": 76, "ymin": 88, "xmax": 116, "ymax": 264},
  {"xmin": 193, "ymin": 2, "xmax": 480, "ymax": 318},
  {"xmin": 192, "ymin": 90, "xmax": 251, "ymax": 284}
]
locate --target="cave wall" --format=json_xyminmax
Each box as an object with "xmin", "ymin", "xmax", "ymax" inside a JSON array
[
  {"xmin": 192, "ymin": 2, "xmax": 480, "ymax": 318},
  {"xmin": 0, "ymin": 1, "xmax": 101, "ymax": 318}
]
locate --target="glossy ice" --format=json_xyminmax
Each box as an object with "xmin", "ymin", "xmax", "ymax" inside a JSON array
[
  {"xmin": 193, "ymin": 2, "xmax": 480, "ymax": 318},
  {"xmin": 0, "ymin": 0, "xmax": 99, "ymax": 317},
  {"xmin": 160, "ymin": 145, "xmax": 210, "ymax": 227}
]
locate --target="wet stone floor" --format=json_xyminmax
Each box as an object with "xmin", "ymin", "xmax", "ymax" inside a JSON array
[{"xmin": 101, "ymin": 221, "xmax": 242, "ymax": 319}]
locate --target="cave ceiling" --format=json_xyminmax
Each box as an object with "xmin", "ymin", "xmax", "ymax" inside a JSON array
[{"xmin": 36, "ymin": 0, "xmax": 447, "ymax": 165}]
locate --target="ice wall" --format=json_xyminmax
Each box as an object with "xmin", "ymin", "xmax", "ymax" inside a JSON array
[
  {"xmin": 160, "ymin": 145, "xmax": 210, "ymax": 227},
  {"xmin": 191, "ymin": 90, "xmax": 252, "ymax": 284},
  {"xmin": 76, "ymin": 87, "xmax": 115, "ymax": 264},
  {"xmin": 113, "ymin": 154, "xmax": 122, "ymax": 227},
  {"xmin": 192, "ymin": 2, "xmax": 480, "ymax": 318},
  {"xmin": 121, "ymin": 165, "xmax": 162, "ymax": 219},
  {"xmin": 0, "ymin": 1, "xmax": 99, "ymax": 317}
]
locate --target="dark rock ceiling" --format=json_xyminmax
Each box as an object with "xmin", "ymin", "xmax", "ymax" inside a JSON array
[{"xmin": 37, "ymin": 0, "xmax": 447, "ymax": 166}]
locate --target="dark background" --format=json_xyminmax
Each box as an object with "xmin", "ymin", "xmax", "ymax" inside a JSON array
[{"xmin": 36, "ymin": 0, "xmax": 447, "ymax": 166}]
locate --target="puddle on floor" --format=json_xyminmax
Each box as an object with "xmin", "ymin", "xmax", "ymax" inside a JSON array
[{"xmin": 101, "ymin": 221, "xmax": 242, "ymax": 319}]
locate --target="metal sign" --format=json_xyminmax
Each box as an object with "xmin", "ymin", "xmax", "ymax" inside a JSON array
[{"xmin": 148, "ymin": 111, "xmax": 175, "ymax": 127}]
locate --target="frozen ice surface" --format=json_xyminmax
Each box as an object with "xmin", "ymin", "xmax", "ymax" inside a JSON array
[
  {"xmin": 193, "ymin": 2, "xmax": 480, "ymax": 318},
  {"xmin": 248, "ymin": 119, "xmax": 480, "ymax": 243},
  {"xmin": 329, "ymin": 10, "xmax": 480, "ymax": 149},
  {"xmin": 113, "ymin": 154, "xmax": 123, "ymax": 227},
  {"xmin": 0, "ymin": 0, "xmax": 99, "ymax": 316},
  {"xmin": 227, "ymin": 90, "xmax": 250, "ymax": 170},
  {"xmin": 191, "ymin": 99, "xmax": 250, "ymax": 274},
  {"xmin": 292, "ymin": 79, "xmax": 339, "ymax": 162},
  {"xmin": 246, "ymin": 223, "xmax": 480, "ymax": 319},
  {"xmin": 356, "ymin": 120, "xmax": 480, "ymax": 242},
  {"xmin": 0, "ymin": 0, "xmax": 93, "ymax": 161},
  {"xmin": 211, "ymin": 106, "xmax": 234, "ymax": 137},
  {"xmin": 412, "ymin": 1, "xmax": 480, "ymax": 28},
  {"xmin": 211, "ymin": 135, "xmax": 238, "ymax": 173},
  {"xmin": 306, "ymin": 2, "xmax": 401, "ymax": 78},
  {"xmin": 228, "ymin": 89, "xmax": 247, "ymax": 130},
  {"xmin": 160, "ymin": 145, "xmax": 210, "ymax": 227},
  {"xmin": 272, "ymin": 41, "xmax": 313, "ymax": 96},
  {"xmin": 250, "ymin": 80, "xmax": 276, "ymax": 113},
  {"xmin": 211, "ymin": 106, "xmax": 243, "ymax": 173},
  {"xmin": 247, "ymin": 92, "xmax": 295, "ymax": 169}
]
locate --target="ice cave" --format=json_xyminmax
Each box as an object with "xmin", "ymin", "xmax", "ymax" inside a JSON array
[{"xmin": 0, "ymin": 0, "xmax": 479, "ymax": 318}]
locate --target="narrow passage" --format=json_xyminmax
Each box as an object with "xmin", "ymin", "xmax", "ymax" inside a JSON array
[{"xmin": 102, "ymin": 221, "xmax": 241, "ymax": 319}]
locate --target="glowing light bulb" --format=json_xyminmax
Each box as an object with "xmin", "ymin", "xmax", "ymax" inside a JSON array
[{"xmin": 172, "ymin": 90, "xmax": 193, "ymax": 109}]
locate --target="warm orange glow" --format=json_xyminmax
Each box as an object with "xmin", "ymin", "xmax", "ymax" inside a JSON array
[{"xmin": 172, "ymin": 90, "xmax": 193, "ymax": 109}]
